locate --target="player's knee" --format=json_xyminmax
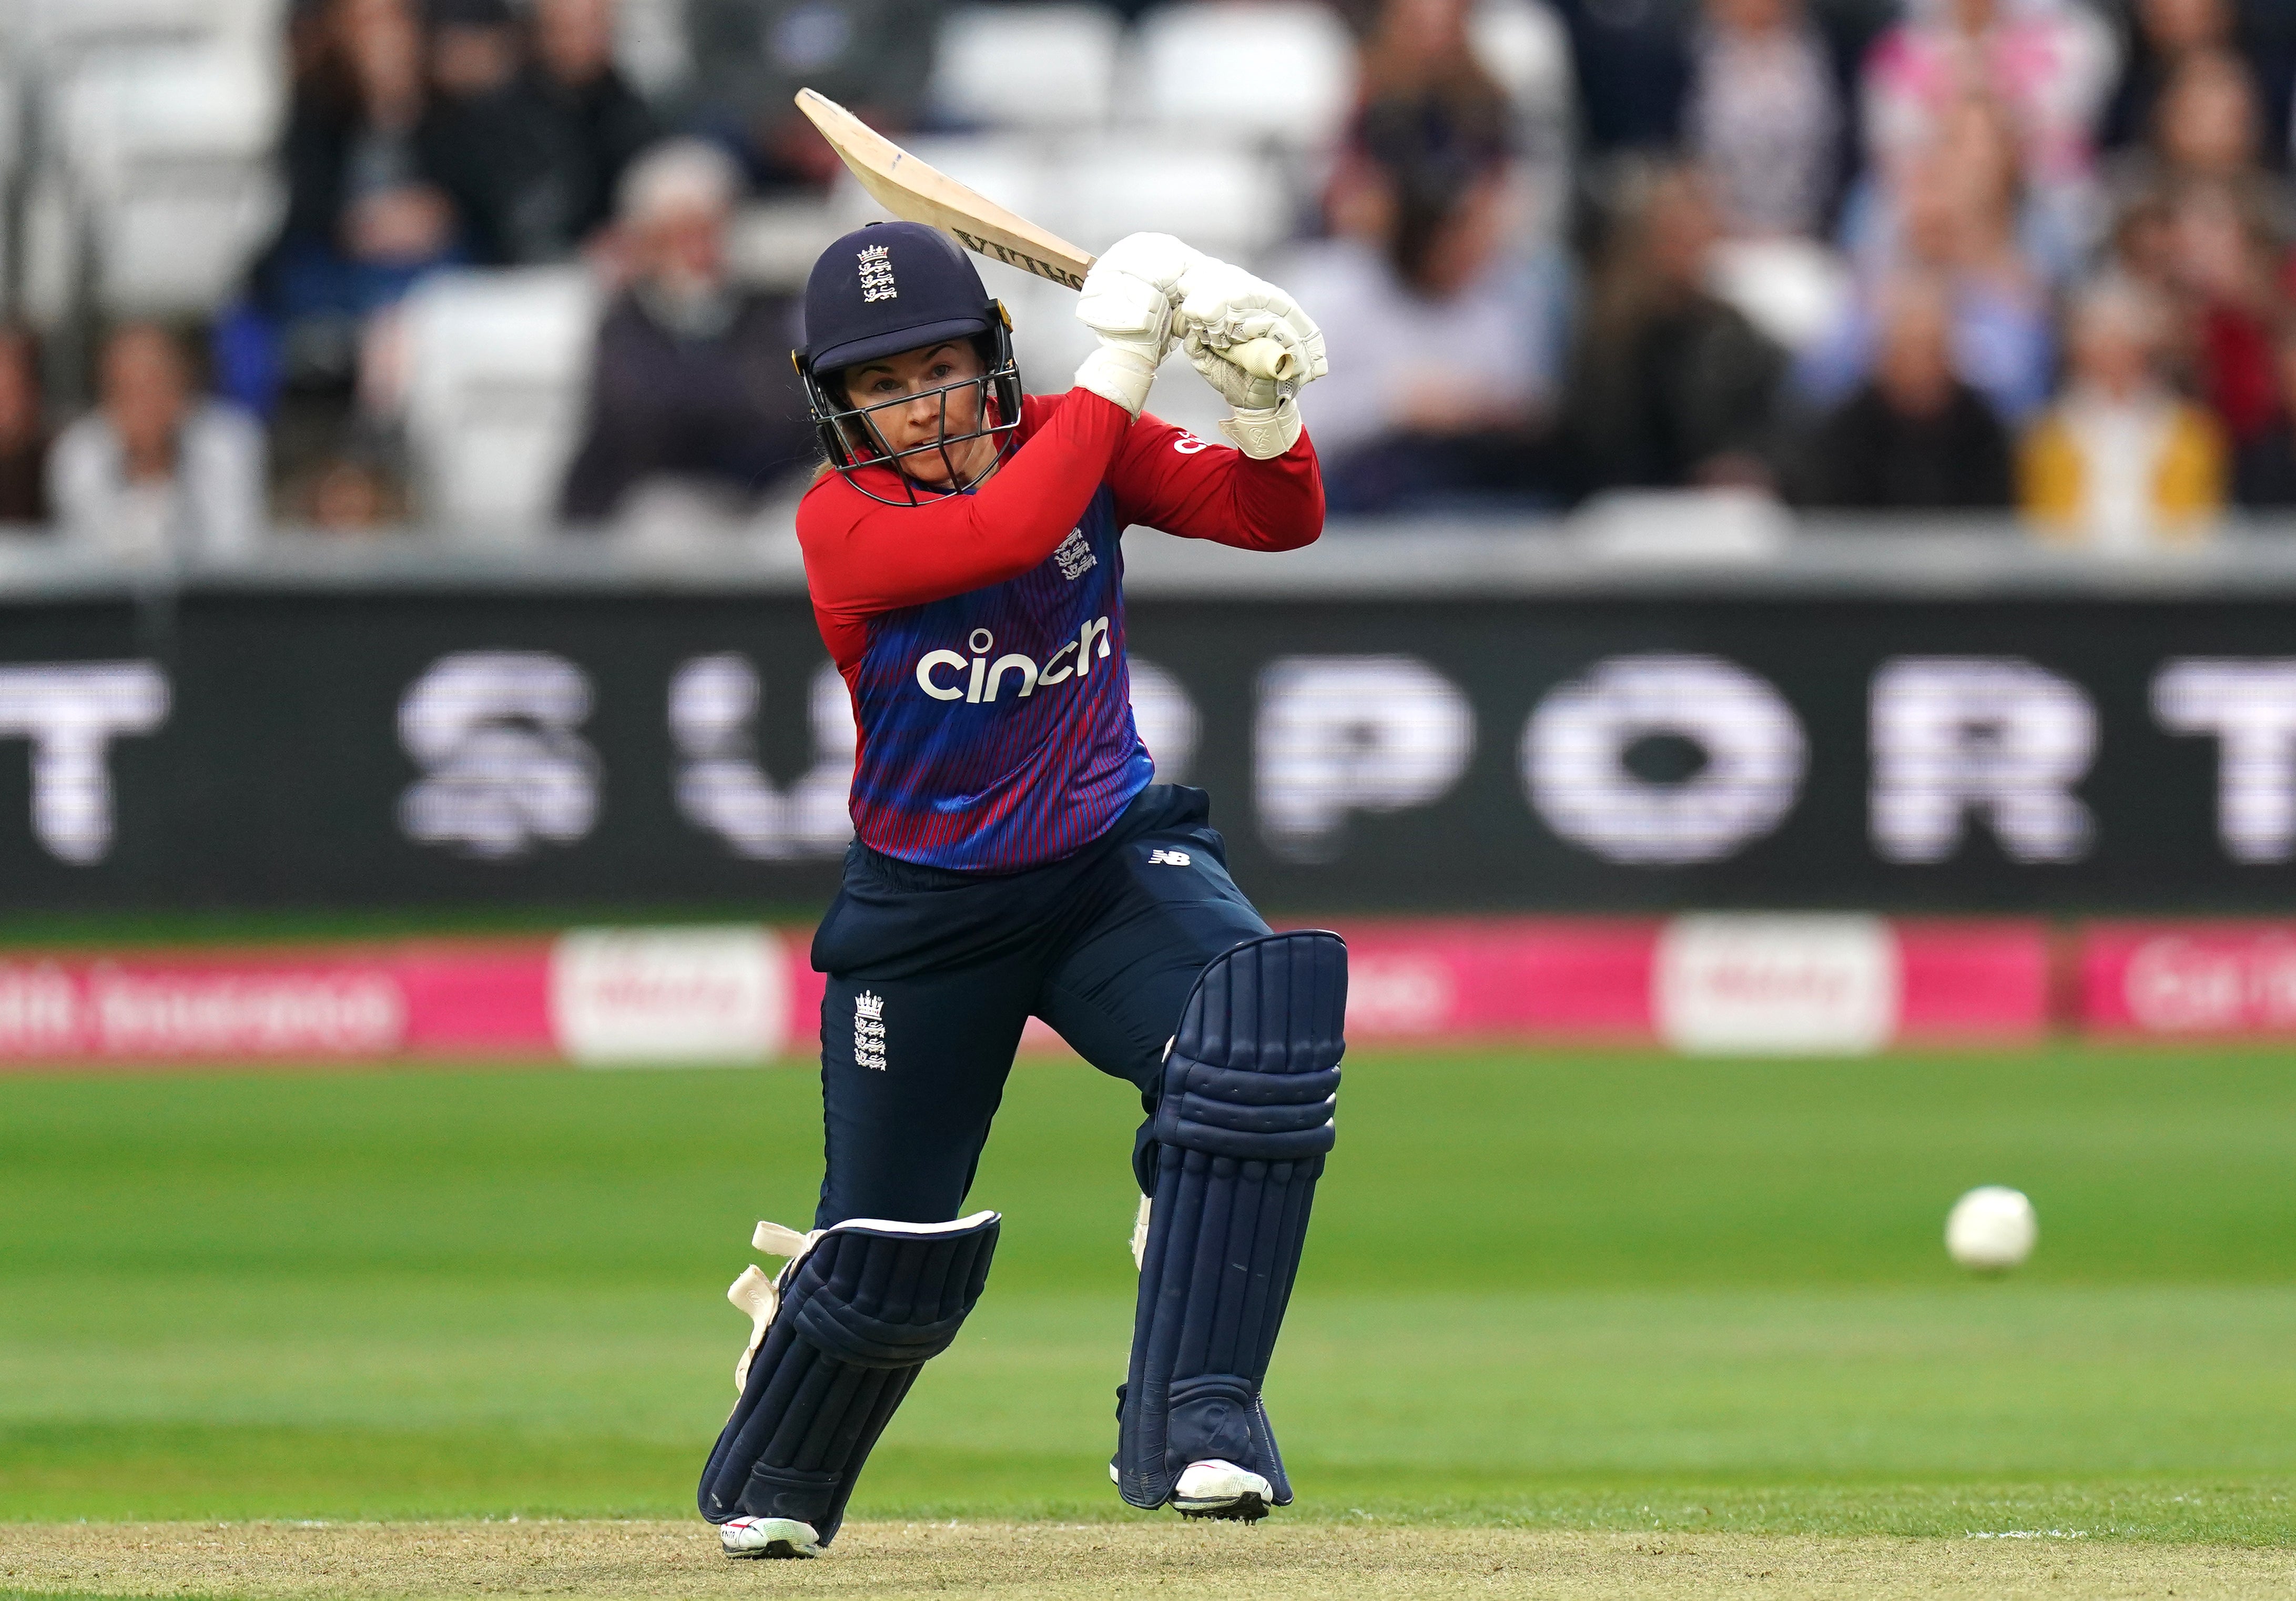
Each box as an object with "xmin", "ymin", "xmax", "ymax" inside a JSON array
[{"xmin": 1149, "ymin": 931, "xmax": 1345, "ymax": 1166}]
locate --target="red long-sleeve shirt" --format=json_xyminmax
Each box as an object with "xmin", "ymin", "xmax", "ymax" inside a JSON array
[{"xmin": 797, "ymin": 388, "xmax": 1323, "ymax": 870}]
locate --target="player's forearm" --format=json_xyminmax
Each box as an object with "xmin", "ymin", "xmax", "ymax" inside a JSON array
[
  {"xmin": 802, "ymin": 391, "xmax": 1130, "ymax": 611},
  {"xmin": 1164, "ymin": 434, "xmax": 1325, "ymax": 553}
]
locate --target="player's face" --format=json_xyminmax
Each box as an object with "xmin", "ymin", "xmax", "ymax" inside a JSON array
[{"xmin": 840, "ymin": 341, "xmax": 995, "ymax": 488}]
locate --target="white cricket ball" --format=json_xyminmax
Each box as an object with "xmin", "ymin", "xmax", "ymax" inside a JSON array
[{"xmin": 1945, "ymin": 1185, "xmax": 2038, "ymax": 1272}]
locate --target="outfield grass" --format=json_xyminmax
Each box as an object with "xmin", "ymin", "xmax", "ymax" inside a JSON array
[{"xmin": 3, "ymin": 1049, "xmax": 2294, "ymax": 1545}]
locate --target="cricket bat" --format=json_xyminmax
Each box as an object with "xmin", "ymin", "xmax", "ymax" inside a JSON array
[{"xmin": 794, "ymin": 89, "xmax": 1298, "ymax": 384}]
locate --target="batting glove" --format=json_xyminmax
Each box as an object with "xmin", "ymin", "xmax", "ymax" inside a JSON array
[
  {"xmin": 1172, "ymin": 258, "xmax": 1326, "ymax": 458},
  {"xmin": 1074, "ymin": 232, "xmax": 1198, "ymax": 417}
]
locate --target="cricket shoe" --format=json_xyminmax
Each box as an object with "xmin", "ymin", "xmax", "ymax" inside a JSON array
[
  {"xmin": 1173, "ymin": 1460, "xmax": 1274, "ymax": 1521},
  {"xmin": 1109, "ymin": 1458, "xmax": 1275, "ymax": 1522},
  {"xmin": 718, "ymin": 1516, "xmax": 821, "ymax": 1559}
]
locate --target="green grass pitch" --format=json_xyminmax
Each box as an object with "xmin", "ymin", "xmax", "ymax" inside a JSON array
[{"xmin": 3, "ymin": 1048, "xmax": 2293, "ymax": 1545}]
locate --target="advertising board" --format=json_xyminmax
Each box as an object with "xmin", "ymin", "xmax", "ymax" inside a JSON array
[{"xmin": 5, "ymin": 584, "xmax": 2296, "ymax": 914}]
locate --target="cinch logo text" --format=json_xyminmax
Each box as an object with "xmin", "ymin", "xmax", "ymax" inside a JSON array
[{"xmin": 915, "ymin": 619, "xmax": 1113, "ymax": 703}]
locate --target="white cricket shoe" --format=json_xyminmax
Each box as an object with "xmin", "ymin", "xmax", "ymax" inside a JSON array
[
  {"xmin": 719, "ymin": 1516, "xmax": 821, "ymax": 1559},
  {"xmin": 1171, "ymin": 1460, "xmax": 1274, "ymax": 1522}
]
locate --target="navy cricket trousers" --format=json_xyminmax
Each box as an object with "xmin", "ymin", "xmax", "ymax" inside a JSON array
[{"xmin": 808, "ymin": 784, "xmax": 1271, "ymax": 1227}]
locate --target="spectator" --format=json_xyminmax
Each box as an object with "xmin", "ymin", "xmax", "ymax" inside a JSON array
[
  {"xmin": 1810, "ymin": 95, "xmax": 2056, "ymax": 424},
  {"xmin": 0, "ymin": 329, "xmax": 50, "ymax": 524},
  {"xmin": 2020, "ymin": 277, "xmax": 2226, "ymax": 548},
  {"xmin": 515, "ymin": 0, "xmax": 662, "ymax": 252},
  {"xmin": 2124, "ymin": 46, "xmax": 2293, "ymax": 237},
  {"xmin": 254, "ymin": 0, "xmax": 462, "ymax": 353},
  {"xmin": 420, "ymin": 0, "xmax": 657, "ymax": 266},
  {"xmin": 1549, "ymin": 0, "xmax": 1693, "ymax": 153},
  {"xmin": 419, "ymin": 0, "xmax": 542, "ymax": 267},
  {"xmin": 1861, "ymin": 0, "xmax": 2119, "ymax": 255},
  {"xmin": 2108, "ymin": 185, "xmax": 2179, "ymax": 295},
  {"xmin": 1355, "ymin": 0, "xmax": 1515, "ymax": 159},
  {"xmin": 2151, "ymin": 45, "xmax": 2269, "ymax": 184},
  {"xmin": 1277, "ymin": 113, "xmax": 1568, "ymax": 510},
  {"xmin": 2162, "ymin": 180, "xmax": 2285, "ymax": 447},
  {"xmin": 50, "ymin": 326, "xmax": 267, "ymax": 563},
  {"xmin": 2233, "ymin": 322, "xmax": 2296, "ymax": 506},
  {"xmin": 306, "ymin": 449, "xmax": 407, "ymax": 530},
  {"xmin": 1800, "ymin": 272, "xmax": 2002, "ymax": 503},
  {"xmin": 2101, "ymin": 0, "xmax": 2293, "ymax": 163},
  {"xmin": 2105, "ymin": 0, "xmax": 2227, "ymax": 149},
  {"xmin": 1685, "ymin": 0, "xmax": 1845, "ymax": 238},
  {"xmin": 684, "ymin": 0, "xmax": 941, "ymax": 189},
  {"xmin": 2102, "ymin": 50, "xmax": 2296, "ymax": 448},
  {"xmin": 559, "ymin": 141, "xmax": 816, "ymax": 525},
  {"xmin": 1802, "ymin": 274, "xmax": 2014, "ymax": 507},
  {"xmin": 428, "ymin": 0, "xmax": 520, "ymax": 97},
  {"xmin": 1564, "ymin": 164, "xmax": 1790, "ymax": 494}
]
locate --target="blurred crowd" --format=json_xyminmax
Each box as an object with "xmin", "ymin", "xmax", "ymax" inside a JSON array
[
  {"xmin": 1308, "ymin": 0, "xmax": 2296, "ymax": 545},
  {"xmin": 11, "ymin": 0, "xmax": 2296, "ymax": 556}
]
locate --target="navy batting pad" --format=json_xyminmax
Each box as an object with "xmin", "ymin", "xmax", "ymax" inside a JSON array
[
  {"xmin": 1117, "ymin": 931, "xmax": 1345, "ymax": 1511},
  {"xmin": 698, "ymin": 1212, "xmax": 998, "ymax": 1545}
]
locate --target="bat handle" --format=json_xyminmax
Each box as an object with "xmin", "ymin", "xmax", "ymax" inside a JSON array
[{"xmin": 1225, "ymin": 338, "xmax": 1299, "ymax": 385}]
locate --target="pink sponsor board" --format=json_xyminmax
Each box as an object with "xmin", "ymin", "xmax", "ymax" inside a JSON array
[
  {"xmin": 1896, "ymin": 921, "xmax": 2054, "ymax": 1042},
  {"xmin": 0, "ymin": 941, "xmax": 556, "ymax": 1065},
  {"xmin": 1339, "ymin": 918, "xmax": 1662, "ymax": 1042},
  {"xmin": 0, "ymin": 915, "xmax": 2053, "ymax": 1069},
  {"xmin": 2081, "ymin": 923, "xmax": 2296, "ymax": 1037},
  {"xmin": 791, "ymin": 917, "xmax": 2049, "ymax": 1055},
  {"xmin": 1335, "ymin": 917, "xmax": 2047, "ymax": 1048}
]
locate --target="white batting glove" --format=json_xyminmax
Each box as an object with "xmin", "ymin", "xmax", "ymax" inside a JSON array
[
  {"xmin": 1173, "ymin": 259, "xmax": 1328, "ymax": 388},
  {"xmin": 1074, "ymin": 232, "xmax": 1198, "ymax": 417},
  {"xmin": 1172, "ymin": 258, "xmax": 1326, "ymax": 459}
]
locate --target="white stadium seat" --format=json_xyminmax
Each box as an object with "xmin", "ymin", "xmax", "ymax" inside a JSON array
[
  {"xmin": 614, "ymin": 0, "xmax": 693, "ymax": 99},
  {"xmin": 94, "ymin": 166, "xmax": 282, "ymax": 316},
  {"xmin": 400, "ymin": 269, "xmax": 604, "ymax": 538},
  {"xmin": 931, "ymin": 4, "xmax": 1123, "ymax": 130},
  {"xmin": 1470, "ymin": 0, "xmax": 1572, "ymax": 124},
  {"xmin": 57, "ymin": 42, "xmax": 284, "ymax": 179},
  {"xmin": 1131, "ymin": 2, "xmax": 1356, "ymax": 148},
  {"xmin": 45, "ymin": 39, "xmax": 287, "ymax": 316},
  {"xmin": 1050, "ymin": 137, "xmax": 1288, "ymax": 264},
  {"xmin": 22, "ymin": 0, "xmax": 235, "ymax": 49},
  {"xmin": 727, "ymin": 195, "xmax": 850, "ymax": 292}
]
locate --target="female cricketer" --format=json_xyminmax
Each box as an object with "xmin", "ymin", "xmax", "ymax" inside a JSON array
[{"xmin": 697, "ymin": 222, "xmax": 1348, "ymax": 1558}]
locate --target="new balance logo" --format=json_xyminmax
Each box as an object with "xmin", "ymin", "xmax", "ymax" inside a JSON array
[
  {"xmin": 1054, "ymin": 527, "xmax": 1096, "ymax": 581},
  {"xmin": 853, "ymin": 990, "xmax": 887, "ymax": 1071},
  {"xmin": 1147, "ymin": 849, "xmax": 1192, "ymax": 867},
  {"xmin": 857, "ymin": 244, "xmax": 897, "ymax": 304}
]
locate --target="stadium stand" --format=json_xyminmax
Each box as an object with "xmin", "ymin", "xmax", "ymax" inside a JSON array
[{"xmin": 0, "ymin": 0, "xmax": 2290, "ymax": 547}]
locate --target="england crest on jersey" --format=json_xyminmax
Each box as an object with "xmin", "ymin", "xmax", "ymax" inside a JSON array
[{"xmin": 1054, "ymin": 526, "xmax": 1097, "ymax": 581}]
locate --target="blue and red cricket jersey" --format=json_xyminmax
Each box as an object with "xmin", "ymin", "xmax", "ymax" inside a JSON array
[{"xmin": 797, "ymin": 389, "xmax": 1324, "ymax": 873}]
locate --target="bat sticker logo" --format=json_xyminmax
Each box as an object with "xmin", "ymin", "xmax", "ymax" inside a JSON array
[{"xmin": 951, "ymin": 230, "xmax": 1085, "ymax": 290}]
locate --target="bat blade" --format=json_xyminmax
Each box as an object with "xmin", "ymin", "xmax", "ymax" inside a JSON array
[
  {"xmin": 794, "ymin": 89, "xmax": 1297, "ymax": 384},
  {"xmin": 794, "ymin": 89, "xmax": 1092, "ymax": 290}
]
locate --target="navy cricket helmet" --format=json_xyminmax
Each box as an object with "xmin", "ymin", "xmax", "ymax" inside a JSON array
[{"xmin": 795, "ymin": 221, "xmax": 1023, "ymax": 505}]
